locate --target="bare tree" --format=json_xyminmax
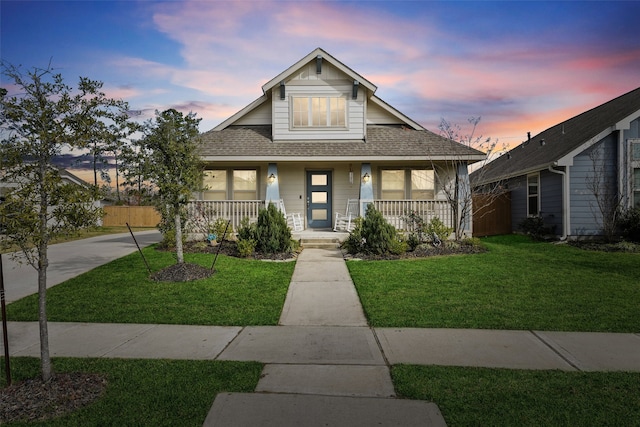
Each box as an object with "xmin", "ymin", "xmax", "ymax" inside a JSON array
[
  {"xmin": 586, "ymin": 144, "xmax": 622, "ymax": 240},
  {"xmin": 433, "ymin": 117, "xmax": 506, "ymax": 240}
]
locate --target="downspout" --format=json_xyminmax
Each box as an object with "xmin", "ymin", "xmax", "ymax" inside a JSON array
[{"xmin": 548, "ymin": 164, "xmax": 569, "ymax": 240}]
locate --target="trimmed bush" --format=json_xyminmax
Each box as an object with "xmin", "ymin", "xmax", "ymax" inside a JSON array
[
  {"xmin": 342, "ymin": 204, "xmax": 405, "ymax": 255},
  {"xmin": 619, "ymin": 207, "xmax": 640, "ymax": 243}
]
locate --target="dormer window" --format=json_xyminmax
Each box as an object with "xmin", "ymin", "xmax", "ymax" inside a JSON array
[{"xmin": 292, "ymin": 96, "xmax": 346, "ymax": 128}]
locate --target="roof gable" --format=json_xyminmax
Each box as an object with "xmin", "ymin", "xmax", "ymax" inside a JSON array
[{"xmin": 474, "ymin": 86, "xmax": 640, "ymax": 184}]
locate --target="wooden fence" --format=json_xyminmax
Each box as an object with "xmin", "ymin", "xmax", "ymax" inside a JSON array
[
  {"xmin": 472, "ymin": 193, "xmax": 512, "ymax": 237},
  {"xmin": 102, "ymin": 206, "xmax": 161, "ymax": 227}
]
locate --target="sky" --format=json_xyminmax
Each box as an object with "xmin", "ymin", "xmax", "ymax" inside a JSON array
[{"xmin": 2, "ymin": 0, "xmax": 640, "ymax": 171}]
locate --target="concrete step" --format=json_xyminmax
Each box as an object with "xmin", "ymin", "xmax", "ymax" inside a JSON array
[{"xmin": 300, "ymin": 238, "xmax": 341, "ymax": 249}]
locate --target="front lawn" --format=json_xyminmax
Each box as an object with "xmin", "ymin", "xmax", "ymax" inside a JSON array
[
  {"xmin": 393, "ymin": 365, "xmax": 640, "ymax": 426},
  {"xmin": 347, "ymin": 235, "xmax": 640, "ymax": 332},
  {"xmin": 1, "ymin": 357, "xmax": 262, "ymax": 426},
  {"xmin": 7, "ymin": 247, "xmax": 295, "ymax": 325}
]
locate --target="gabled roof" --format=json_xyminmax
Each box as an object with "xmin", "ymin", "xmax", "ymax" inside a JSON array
[
  {"xmin": 474, "ymin": 87, "xmax": 640, "ymax": 184},
  {"xmin": 199, "ymin": 124, "xmax": 486, "ymax": 162},
  {"xmin": 213, "ymin": 47, "xmax": 423, "ymax": 131}
]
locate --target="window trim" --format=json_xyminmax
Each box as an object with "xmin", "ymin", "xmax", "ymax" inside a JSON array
[
  {"xmin": 379, "ymin": 168, "xmax": 436, "ymax": 200},
  {"xmin": 527, "ymin": 173, "xmax": 540, "ymax": 217},
  {"xmin": 201, "ymin": 168, "xmax": 259, "ymax": 200},
  {"xmin": 290, "ymin": 95, "xmax": 347, "ymax": 129}
]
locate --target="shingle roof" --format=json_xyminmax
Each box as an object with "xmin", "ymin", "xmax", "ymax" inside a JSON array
[
  {"xmin": 474, "ymin": 87, "xmax": 640, "ymax": 184},
  {"xmin": 198, "ymin": 125, "xmax": 485, "ymax": 161}
]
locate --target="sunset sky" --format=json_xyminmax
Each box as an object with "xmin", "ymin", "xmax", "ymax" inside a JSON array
[{"xmin": 2, "ymin": 0, "xmax": 639, "ymax": 168}]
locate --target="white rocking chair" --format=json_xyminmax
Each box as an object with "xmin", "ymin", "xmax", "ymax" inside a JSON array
[
  {"xmin": 334, "ymin": 199, "xmax": 359, "ymax": 232},
  {"xmin": 274, "ymin": 199, "xmax": 304, "ymax": 232}
]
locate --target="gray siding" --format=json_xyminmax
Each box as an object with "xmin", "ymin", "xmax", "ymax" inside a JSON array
[
  {"xmin": 509, "ymin": 175, "xmax": 527, "ymax": 231},
  {"xmin": 540, "ymin": 169, "xmax": 563, "ymax": 235},
  {"xmin": 569, "ymin": 136, "xmax": 618, "ymax": 236}
]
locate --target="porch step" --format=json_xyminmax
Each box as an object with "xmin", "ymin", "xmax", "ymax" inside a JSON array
[{"xmin": 300, "ymin": 238, "xmax": 342, "ymax": 249}]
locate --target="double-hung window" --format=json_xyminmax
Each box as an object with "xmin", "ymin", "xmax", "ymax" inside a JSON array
[
  {"xmin": 202, "ymin": 169, "xmax": 257, "ymax": 200},
  {"xmin": 292, "ymin": 96, "xmax": 346, "ymax": 128},
  {"xmin": 632, "ymin": 141, "xmax": 640, "ymax": 208},
  {"xmin": 381, "ymin": 169, "xmax": 435, "ymax": 200},
  {"xmin": 527, "ymin": 174, "xmax": 539, "ymax": 216}
]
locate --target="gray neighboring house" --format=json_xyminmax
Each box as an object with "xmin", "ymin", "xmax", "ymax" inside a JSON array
[
  {"xmin": 193, "ymin": 48, "xmax": 485, "ymax": 233},
  {"xmin": 472, "ymin": 87, "xmax": 640, "ymax": 239}
]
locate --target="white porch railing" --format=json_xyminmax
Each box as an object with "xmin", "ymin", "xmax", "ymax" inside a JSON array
[
  {"xmin": 370, "ymin": 199, "xmax": 454, "ymax": 230},
  {"xmin": 186, "ymin": 199, "xmax": 454, "ymax": 234},
  {"xmin": 186, "ymin": 200, "xmax": 266, "ymax": 232}
]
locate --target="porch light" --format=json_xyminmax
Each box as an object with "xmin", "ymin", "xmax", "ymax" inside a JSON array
[
  {"xmin": 268, "ymin": 173, "xmax": 276, "ymax": 184},
  {"xmin": 362, "ymin": 172, "xmax": 370, "ymax": 183}
]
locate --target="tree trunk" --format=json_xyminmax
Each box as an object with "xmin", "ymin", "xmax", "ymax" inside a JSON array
[
  {"xmin": 38, "ymin": 196, "xmax": 52, "ymax": 381},
  {"xmin": 174, "ymin": 208, "xmax": 184, "ymax": 264}
]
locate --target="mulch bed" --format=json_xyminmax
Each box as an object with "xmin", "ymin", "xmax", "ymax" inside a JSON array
[
  {"xmin": 344, "ymin": 241, "xmax": 487, "ymax": 260},
  {"xmin": 1, "ymin": 372, "xmax": 107, "ymax": 424}
]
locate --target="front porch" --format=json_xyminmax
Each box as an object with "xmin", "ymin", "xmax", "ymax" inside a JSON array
[{"xmin": 186, "ymin": 199, "xmax": 455, "ymax": 234}]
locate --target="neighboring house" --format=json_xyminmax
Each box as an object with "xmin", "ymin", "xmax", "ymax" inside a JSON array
[
  {"xmin": 193, "ymin": 48, "xmax": 485, "ymax": 233},
  {"xmin": 472, "ymin": 87, "xmax": 640, "ymax": 239}
]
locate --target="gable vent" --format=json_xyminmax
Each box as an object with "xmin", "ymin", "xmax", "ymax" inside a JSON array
[
  {"xmin": 352, "ymin": 80, "xmax": 359, "ymax": 99},
  {"xmin": 279, "ymin": 81, "xmax": 285, "ymax": 100},
  {"xmin": 316, "ymin": 55, "xmax": 323, "ymax": 74}
]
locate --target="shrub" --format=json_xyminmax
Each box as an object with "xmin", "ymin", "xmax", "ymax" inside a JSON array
[
  {"xmin": 236, "ymin": 217, "xmax": 255, "ymax": 241},
  {"xmin": 518, "ymin": 215, "xmax": 554, "ymax": 240},
  {"xmin": 254, "ymin": 204, "xmax": 292, "ymax": 254},
  {"xmin": 403, "ymin": 211, "xmax": 427, "ymax": 251},
  {"xmin": 426, "ymin": 217, "xmax": 453, "ymax": 242},
  {"xmin": 619, "ymin": 207, "xmax": 640, "ymax": 243},
  {"xmin": 210, "ymin": 217, "xmax": 232, "ymax": 241},
  {"xmin": 237, "ymin": 238, "xmax": 257, "ymax": 257},
  {"xmin": 343, "ymin": 205, "xmax": 405, "ymax": 255}
]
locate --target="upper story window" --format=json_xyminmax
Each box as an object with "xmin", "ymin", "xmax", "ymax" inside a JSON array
[{"xmin": 292, "ymin": 96, "xmax": 346, "ymax": 128}]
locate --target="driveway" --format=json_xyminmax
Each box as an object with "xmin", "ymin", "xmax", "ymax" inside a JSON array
[{"xmin": 1, "ymin": 230, "xmax": 161, "ymax": 303}]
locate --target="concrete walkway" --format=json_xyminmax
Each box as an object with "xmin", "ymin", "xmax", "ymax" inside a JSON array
[{"xmin": 3, "ymin": 245, "xmax": 640, "ymax": 426}]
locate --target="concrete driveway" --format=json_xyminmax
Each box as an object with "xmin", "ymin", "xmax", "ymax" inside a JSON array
[{"xmin": 1, "ymin": 230, "xmax": 161, "ymax": 303}]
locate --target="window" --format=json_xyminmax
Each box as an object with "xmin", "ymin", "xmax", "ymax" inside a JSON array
[
  {"xmin": 202, "ymin": 170, "xmax": 226, "ymax": 200},
  {"xmin": 381, "ymin": 169, "xmax": 435, "ymax": 200},
  {"xmin": 202, "ymin": 169, "xmax": 257, "ymax": 200},
  {"xmin": 633, "ymin": 169, "xmax": 640, "ymax": 208},
  {"xmin": 527, "ymin": 174, "xmax": 539, "ymax": 216},
  {"xmin": 233, "ymin": 170, "xmax": 257, "ymax": 200},
  {"xmin": 381, "ymin": 170, "xmax": 405, "ymax": 199},
  {"xmin": 411, "ymin": 170, "xmax": 435, "ymax": 199},
  {"xmin": 292, "ymin": 96, "xmax": 346, "ymax": 127}
]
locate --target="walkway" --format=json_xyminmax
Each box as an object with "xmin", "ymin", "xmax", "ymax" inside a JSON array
[{"xmin": 3, "ymin": 244, "xmax": 640, "ymax": 425}]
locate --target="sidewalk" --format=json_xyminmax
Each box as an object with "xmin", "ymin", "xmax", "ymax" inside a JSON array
[{"xmin": 3, "ymin": 246, "xmax": 640, "ymax": 426}]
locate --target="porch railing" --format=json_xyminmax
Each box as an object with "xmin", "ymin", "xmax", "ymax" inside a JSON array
[
  {"xmin": 186, "ymin": 200, "xmax": 266, "ymax": 231},
  {"xmin": 185, "ymin": 199, "xmax": 454, "ymax": 233},
  {"xmin": 370, "ymin": 199, "xmax": 454, "ymax": 230}
]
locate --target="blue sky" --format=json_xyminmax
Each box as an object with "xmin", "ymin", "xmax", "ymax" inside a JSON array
[{"xmin": 2, "ymin": 0, "xmax": 639, "ymax": 153}]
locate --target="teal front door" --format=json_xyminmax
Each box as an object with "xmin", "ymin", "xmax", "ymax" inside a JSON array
[{"xmin": 306, "ymin": 171, "xmax": 332, "ymax": 228}]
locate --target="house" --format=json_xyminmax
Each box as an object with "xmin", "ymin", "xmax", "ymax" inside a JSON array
[
  {"xmin": 193, "ymin": 48, "xmax": 485, "ymax": 234},
  {"xmin": 472, "ymin": 87, "xmax": 640, "ymax": 239}
]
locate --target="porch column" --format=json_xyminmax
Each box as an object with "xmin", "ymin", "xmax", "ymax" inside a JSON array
[
  {"xmin": 265, "ymin": 163, "xmax": 280, "ymax": 203},
  {"xmin": 457, "ymin": 163, "xmax": 472, "ymax": 236},
  {"xmin": 359, "ymin": 163, "xmax": 373, "ymax": 214}
]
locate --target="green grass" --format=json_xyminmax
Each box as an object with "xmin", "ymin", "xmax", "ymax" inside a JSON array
[
  {"xmin": 1, "ymin": 357, "xmax": 262, "ymax": 427},
  {"xmin": 347, "ymin": 235, "xmax": 640, "ymax": 332},
  {"xmin": 7, "ymin": 246, "xmax": 295, "ymax": 325},
  {"xmin": 393, "ymin": 364, "xmax": 640, "ymax": 426}
]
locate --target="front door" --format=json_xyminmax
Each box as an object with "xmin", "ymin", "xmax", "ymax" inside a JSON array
[{"xmin": 306, "ymin": 171, "xmax": 332, "ymax": 228}]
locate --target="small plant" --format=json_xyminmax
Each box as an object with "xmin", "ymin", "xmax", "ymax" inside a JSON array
[
  {"xmin": 210, "ymin": 217, "xmax": 231, "ymax": 241},
  {"xmin": 403, "ymin": 211, "xmax": 427, "ymax": 251},
  {"xmin": 519, "ymin": 216, "xmax": 548, "ymax": 240},
  {"xmin": 237, "ymin": 238, "xmax": 257, "ymax": 257},
  {"xmin": 426, "ymin": 217, "xmax": 453, "ymax": 242}
]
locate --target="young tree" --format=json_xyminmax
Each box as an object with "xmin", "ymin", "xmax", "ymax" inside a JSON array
[
  {"xmin": 0, "ymin": 62, "xmax": 127, "ymax": 381},
  {"xmin": 434, "ymin": 117, "xmax": 505, "ymax": 240},
  {"xmin": 134, "ymin": 109, "xmax": 202, "ymax": 263}
]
